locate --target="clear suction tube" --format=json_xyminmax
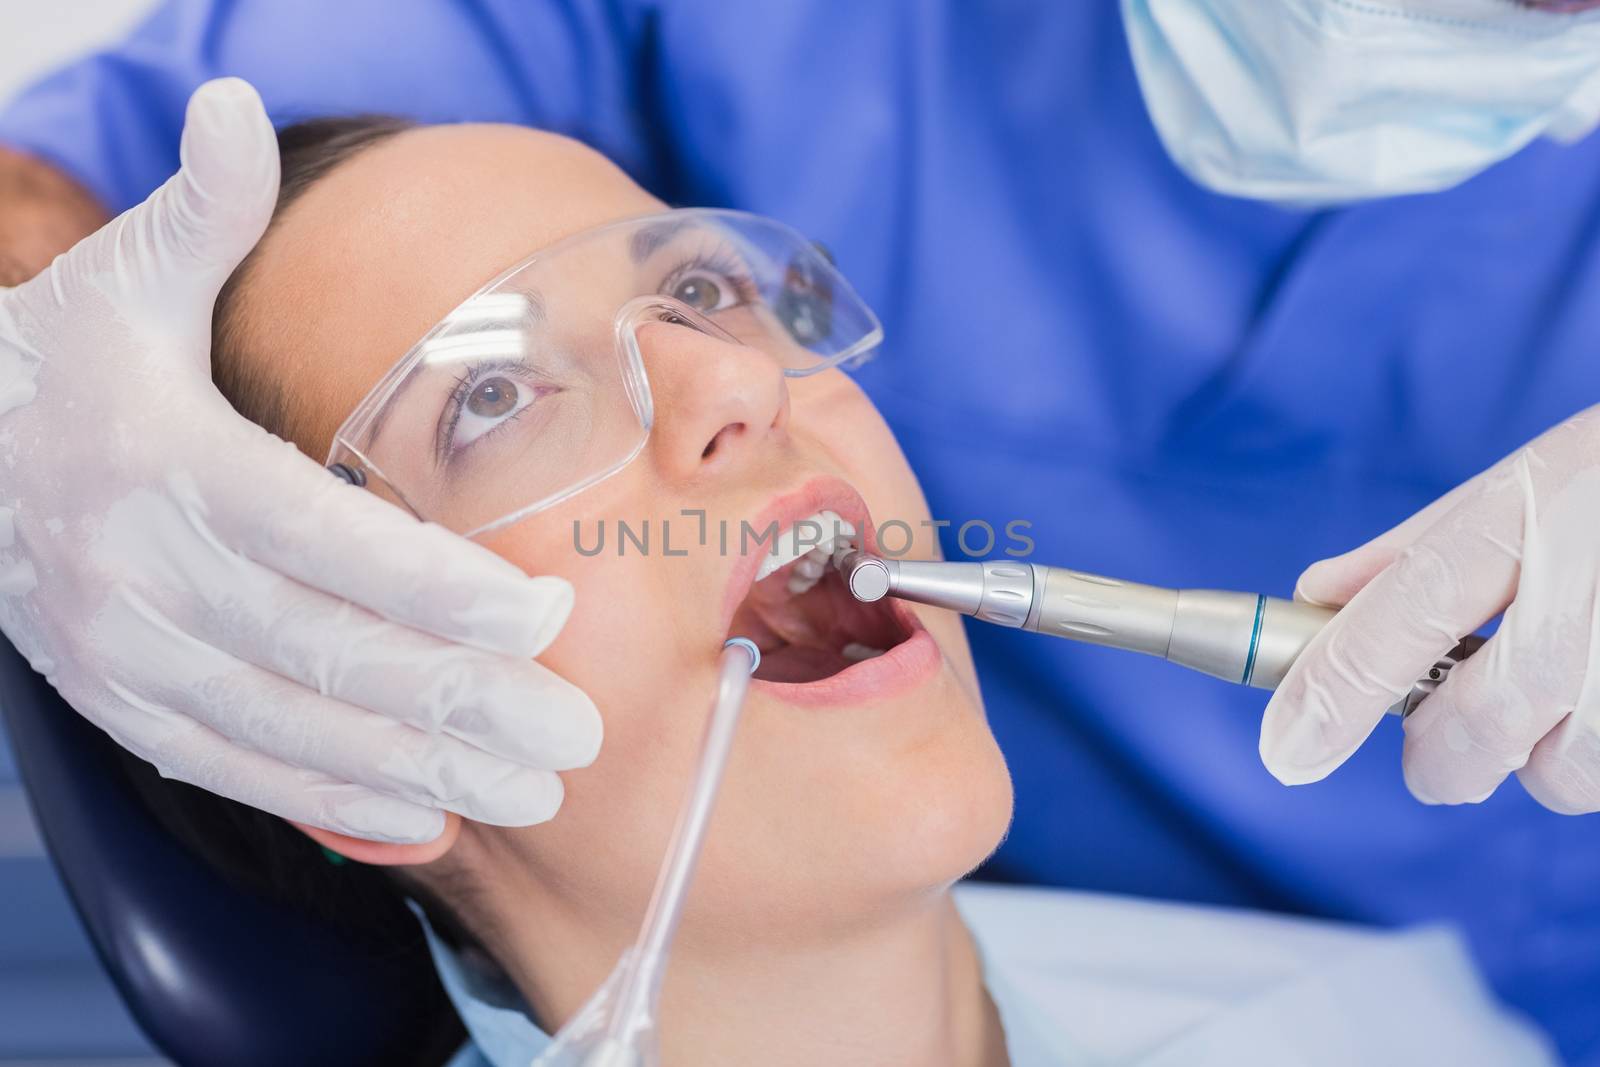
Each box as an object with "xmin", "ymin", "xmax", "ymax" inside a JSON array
[{"xmin": 531, "ymin": 638, "xmax": 760, "ymax": 1067}]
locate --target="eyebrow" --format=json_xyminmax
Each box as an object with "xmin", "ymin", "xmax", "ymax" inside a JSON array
[
  {"xmin": 358, "ymin": 290, "xmax": 546, "ymax": 455},
  {"xmin": 629, "ymin": 219, "xmax": 693, "ymax": 264}
]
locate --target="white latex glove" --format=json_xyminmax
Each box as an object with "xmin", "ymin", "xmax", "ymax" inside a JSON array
[
  {"xmin": 1259, "ymin": 405, "xmax": 1600, "ymax": 813},
  {"xmin": 0, "ymin": 79, "xmax": 600, "ymax": 843}
]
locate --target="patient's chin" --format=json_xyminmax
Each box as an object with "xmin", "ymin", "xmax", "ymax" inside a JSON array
[
  {"xmin": 869, "ymin": 732, "xmax": 1015, "ymax": 897},
  {"xmin": 293, "ymin": 813, "xmax": 462, "ymax": 866},
  {"xmin": 762, "ymin": 747, "xmax": 1015, "ymax": 931}
]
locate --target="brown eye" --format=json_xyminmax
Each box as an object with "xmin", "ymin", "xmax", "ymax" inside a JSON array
[
  {"xmin": 447, "ymin": 371, "xmax": 544, "ymax": 455},
  {"xmin": 672, "ymin": 274, "xmax": 723, "ymax": 311},
  {"xmin": 776, "ymin": 256, "xmax": 834, "ymax": 347},
  {"xmin": 467, "ymin": 377, "xmax": 518, "ymax": 418}
]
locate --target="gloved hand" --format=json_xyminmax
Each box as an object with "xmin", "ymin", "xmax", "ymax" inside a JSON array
[
  {"xmin": 1259, "ymin": 405, "xmax": 1600, "ymax": 813},
  {"xmin": 0, "ymin": 79, "xmax": 600, "ymax": 843}
]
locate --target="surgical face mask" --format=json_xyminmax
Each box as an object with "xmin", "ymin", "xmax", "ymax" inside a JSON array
[
  {"xmin": 1121, "ymin": 0, "xmax": 1600, "ymax": 204},
  {"xmin": 326, "ymin": 209, "xmax": 882, "ymax": 537}
]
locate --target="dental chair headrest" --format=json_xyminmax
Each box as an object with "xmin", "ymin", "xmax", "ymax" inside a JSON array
[{"xmin": 0, "ymin": 638, "xmax": 465, "ymax": 1067}]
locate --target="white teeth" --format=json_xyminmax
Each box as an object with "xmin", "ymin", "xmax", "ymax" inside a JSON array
[
  {"xmin": 841, "ymin": 642, "xmax": 886, "ymax": 662},
  {"xmin": 786, "ymin": 549, "xmax": 831, "ymax": 596},
  {"xmin": 754, "ymin": 509, "xmax": 858, "ymax": 583}
]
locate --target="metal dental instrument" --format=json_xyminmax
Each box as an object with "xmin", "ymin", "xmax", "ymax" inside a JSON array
[
  {"xmin": 836, "ymin": 551, "xmax": 1480, "ymax": 717},
  {"xmin": 532, "ymin": 637, "xmax": 761, "ymax": 1067}
]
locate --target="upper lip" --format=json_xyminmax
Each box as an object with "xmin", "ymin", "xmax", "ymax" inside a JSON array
[{"xmin": 718, "ymin": 474, "xmax": 875, "ymax": 633}]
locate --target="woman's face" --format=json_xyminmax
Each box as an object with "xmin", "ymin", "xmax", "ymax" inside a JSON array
[{"xmin": 237, "ymin": 125, "xmax": 1012, "ymax": 961}]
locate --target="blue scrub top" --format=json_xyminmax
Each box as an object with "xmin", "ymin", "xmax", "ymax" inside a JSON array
[{"xmin": 3, "ymin": 2, "xmax": 1597, "ymax": 1060}]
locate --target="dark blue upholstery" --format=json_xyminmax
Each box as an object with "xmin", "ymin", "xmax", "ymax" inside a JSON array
[{"xmin": 0, "ymin": 639, "xmax": 461, "ymax": 1066}]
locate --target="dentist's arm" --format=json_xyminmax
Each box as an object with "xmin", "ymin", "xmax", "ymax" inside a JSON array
[
  {"xmin": 0, "ymin": 147, "xmax": 106, "ymax": 284},
  {"xmin": 1259, "ymin": 405, "xmax": 1600, "ymax": 813},
  {"xmin": 0, "ymin": 79, "xmax": 601, "ymax": 843}
]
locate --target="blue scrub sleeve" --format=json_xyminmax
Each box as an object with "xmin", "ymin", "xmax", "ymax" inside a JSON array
[{"xmin": 0, "ymin": 0, "xmax": 654, "ymax": 214}]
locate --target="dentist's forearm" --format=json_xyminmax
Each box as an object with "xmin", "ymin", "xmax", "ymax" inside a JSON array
[{"xmin": 0, "ymin": 147, "xmax": 108, "ymax": 285}]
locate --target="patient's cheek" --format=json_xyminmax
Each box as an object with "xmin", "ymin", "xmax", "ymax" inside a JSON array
[{"xmin": 791, "ymin": 374, "xmax": 873, "ymax": 437}]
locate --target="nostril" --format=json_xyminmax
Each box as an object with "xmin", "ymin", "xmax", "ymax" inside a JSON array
[{"xmin": 701, "ymin": 422, "xmax": 745, "ymax": 460}]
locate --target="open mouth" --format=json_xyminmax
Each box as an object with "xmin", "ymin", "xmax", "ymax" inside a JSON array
[{"xmin": 726, "ymin": 509, "xmax": 916, "ymax": 684}]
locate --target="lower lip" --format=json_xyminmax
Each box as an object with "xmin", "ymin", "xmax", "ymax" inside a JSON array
[{"xmin": 750, "ymin": 601, "xmax": 942, "ymax": 708}]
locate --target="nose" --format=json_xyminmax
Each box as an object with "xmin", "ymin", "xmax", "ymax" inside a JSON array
[{"xmin": 634, "ymin": 319, "xmax": 790, "ymax": 482}]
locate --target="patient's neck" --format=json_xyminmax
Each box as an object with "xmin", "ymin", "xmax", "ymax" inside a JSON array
[{"xmin": 490, "ymin": 887, "xmax": 1005, "ymax": 1066}]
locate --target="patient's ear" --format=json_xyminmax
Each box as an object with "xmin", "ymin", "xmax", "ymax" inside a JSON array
[{"xmin": 293, "ymin": 813, "xmax": 462, "ymax": 866}]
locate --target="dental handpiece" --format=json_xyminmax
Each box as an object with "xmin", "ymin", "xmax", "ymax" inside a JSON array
[{"xmin": 837, "ymin": 552, "xmax": 1481, "ymax": 717}]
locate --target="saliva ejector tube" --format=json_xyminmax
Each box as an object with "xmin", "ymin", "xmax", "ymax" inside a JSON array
[{"xmin": 530, "ymin": 637, "xmax": 760, "ymax": 1067}]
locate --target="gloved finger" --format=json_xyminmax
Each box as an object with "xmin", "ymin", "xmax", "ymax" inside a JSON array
[
  {"xmin": 1493, "ymin": 459, "xmax": 1600, "ymax": 813},
  {"xmin": 97, "ymin": 584, "xmax": 589, "ymax": 804},
  {"xmin": 115, "ymin": 653, "xmax": 567, "ymax": 828},
  {"xmin": 85, "ymin": 458, "xmax": 601, "ymax": 772},
  {"xmin": 1401, "ymin": 467, "xmax": 1600, "ymax": 805},
  {"xmin": 171, "ymin": 673, "xmax": 566, "ymax": 826},
  {"xmin": 1261, "ymin": 472, "xmax": 1524, "ymax": 784},
  {"xmin": 208, "ymin": 431, "xmax": 576, "ymax": 659},
  {"xmin": 1514, "ymin": 594, "xmax": 1600, "ymax": 814},
  {"xmin": 43, "ymin": 78, "xmax": 278, "ymax": 332},
  {"xmin": 157, "ymin": 78, "xmax": 280, "ymax": 288},
  {"xmin": 1295, "ymin": 462, "xmax": 1497, "ymax": 608},
  {"xmin": 94, "ymin": 703, "xmax": 447, "ymax": 844},
  {"xmin": 197, "ymin": 570, "xmax": 602, "ymax": 770},
  {"xmin": 1400, "ymin": 629, "xmax": 1564, "ymax": 805},
  {"xmin": 1518, "ymin": 708, "xmax": 1600, "ymax": 815}
]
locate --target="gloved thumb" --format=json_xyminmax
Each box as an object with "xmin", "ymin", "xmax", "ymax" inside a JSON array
[
  {"xmin": 41, "ymin": 77, "xmax": 279, "ymax": 322},
  {"xmin": 1293, "ymin": 477, "xmax": 1483, "ymax": 608},
  {"xmin": 158, "ymin": 77, "xmax": 280, "ymax": 281}
]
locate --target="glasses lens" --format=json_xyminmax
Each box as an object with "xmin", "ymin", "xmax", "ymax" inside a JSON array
[
  {"xmin": 328, "ymin": 210, "xmax": 882, "ymax": 536},
  {"xmin": 660, "ymin": 213, "xmax": 881, "ymax": 370}
]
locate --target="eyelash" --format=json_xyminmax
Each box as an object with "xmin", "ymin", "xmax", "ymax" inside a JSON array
[
  {"xmin": 659, "ymin": 245, "xmax": 762, "ymax": 307},
  {"xmin": 436, "ymin": 357, "xmax": 540, "ymax": 463}
]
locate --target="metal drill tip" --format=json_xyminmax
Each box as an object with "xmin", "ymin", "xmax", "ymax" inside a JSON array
[{"xmin": 836, "ymin": 550, "xmax": 892, "ymax": 602}]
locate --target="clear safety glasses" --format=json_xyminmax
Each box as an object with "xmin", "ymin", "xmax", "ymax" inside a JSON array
[{"xmin": 325, "ymin": 209, "xmax": 883, "ymax": 537}]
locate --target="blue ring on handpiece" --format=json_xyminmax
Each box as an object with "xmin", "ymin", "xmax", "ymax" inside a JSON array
[
  {"xmin": 1241, "ymin": 594, "xmax": 1266, "ymax": 686},
  {"xmin": 723, "ymin": 637, "xmax": 762, "ymax": 675}
]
